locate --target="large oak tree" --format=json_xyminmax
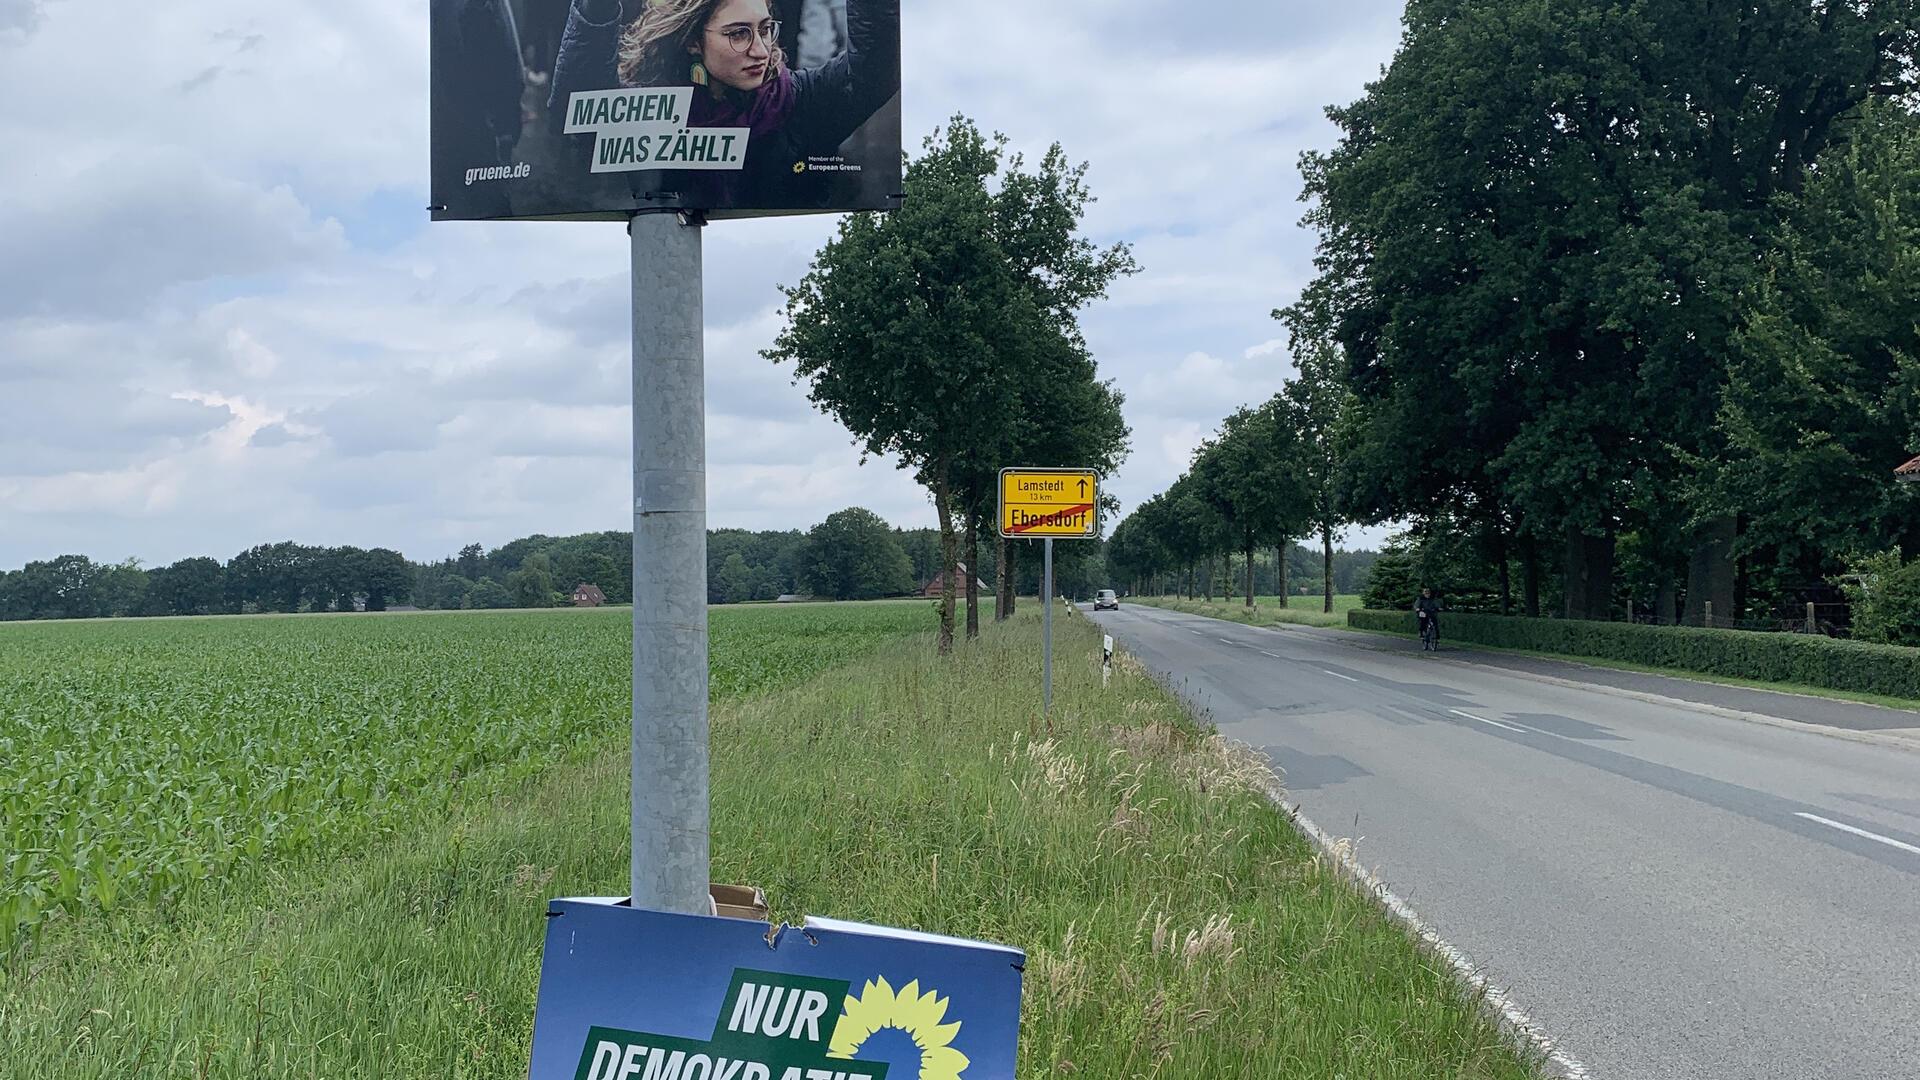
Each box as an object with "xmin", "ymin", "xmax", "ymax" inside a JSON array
[{"xmin": 1290, "ymin": 0, "xmax": 1919, "ymax": 621}]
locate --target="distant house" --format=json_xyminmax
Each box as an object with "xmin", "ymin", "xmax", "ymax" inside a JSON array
[
  {"xmin": 1898, "ymin": 454, "xmax": 1920, "ymax": 484},
  {"xmin": 572, "ymin": 583, "xmax": 608, "ymax": 607},
  {"xmin": 922, "ymin": 563, "xmax": 991, "ymax": 598}
]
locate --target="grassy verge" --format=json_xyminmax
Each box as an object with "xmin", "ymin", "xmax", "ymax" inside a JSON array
[
  {"xmin": 2, "ymin": 611, "xmax": 1541, "ymax": 1079},
  {"xmin": 1129, "ymin": 594, "xmax": 1361, "ymax": 629}
]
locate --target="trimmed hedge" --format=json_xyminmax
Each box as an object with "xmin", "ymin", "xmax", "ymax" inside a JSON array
[{"xmin": 1348, "ymin": 609, "xmax": 1920, "ymax": 700}]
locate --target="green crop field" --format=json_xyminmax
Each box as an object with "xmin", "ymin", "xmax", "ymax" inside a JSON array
[
  {"xmin": 0, "ymin": 603, "xmax": 932, "ymax": 953},
  {"xmin": 0, "ymin": 601, "xmax": 1541, "ymax": 1079}
]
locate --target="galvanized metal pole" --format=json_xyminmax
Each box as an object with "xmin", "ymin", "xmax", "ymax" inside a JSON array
[
  {"xmin": 629, "ymin": 210, "xmax": 709, "ymax": 916},
  {"xmin": 1043, "ymin": 537, "xmax": 1054, "ymax": 716}
]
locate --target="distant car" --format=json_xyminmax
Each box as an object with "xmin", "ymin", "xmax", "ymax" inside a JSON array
[{"xmin": 1094, "ymin": 589, "xmax": 1119, "ymax": 611}]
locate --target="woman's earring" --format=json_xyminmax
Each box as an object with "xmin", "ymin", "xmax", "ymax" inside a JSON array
[{"xmin": 690, "ymin": 60, "xmax": 709, "ymax": 86}]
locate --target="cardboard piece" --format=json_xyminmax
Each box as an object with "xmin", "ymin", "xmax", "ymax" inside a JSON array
[{"xmin": 709, "ymin": 882, "xmax": 769, "ymax": 922}]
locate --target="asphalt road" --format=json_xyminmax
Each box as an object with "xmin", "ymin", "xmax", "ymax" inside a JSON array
[{"xmin": 1088, "ymin": 602, "xmax": 1920, "ymax": 1080}]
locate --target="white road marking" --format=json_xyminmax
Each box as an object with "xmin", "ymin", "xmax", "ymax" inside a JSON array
[
  {"xmin": 1261, "ymin": 651, "xmax": 1282, "ymax": 659},
  {"xmin": 1323, "ymin": 670, "xmax": 1360, "ymax": 683},
  {"xmin": 1278, "ymin": 792, "xmax": 1593, "ymax": 1079},
  {"xmin": 1794, "ymin": 813, "xmax": 1920, "ymax": 856},
  {"xmin": 1219, "ymin": 638, "xmax": 1239, "ymax": 646},
  {"xmin": 1450, "ymin": 709, "xmax": 1530, "ymax": 734},
  {"xmin": 1188, "ymin": 629, "xmax": 1204, "ymax": 636}
]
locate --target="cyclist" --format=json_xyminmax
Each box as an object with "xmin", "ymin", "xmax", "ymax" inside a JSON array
[{"xmin": 1415, "ymin": 588, "xmax": 1442, "ymax": 651}]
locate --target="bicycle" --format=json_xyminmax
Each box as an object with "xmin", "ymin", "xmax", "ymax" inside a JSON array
[{"xmin": 1417, "ymin": 611, "xmax": 1439, "ymax": 651}]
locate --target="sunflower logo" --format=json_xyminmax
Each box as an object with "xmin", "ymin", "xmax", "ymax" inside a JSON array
[
  {"xmin": 828, "ymin": 976, "xmax": 969, "ymax": 1080},
  {"xmin": 793, "ymin": 160, "xmax": 808, "ymax": 174}
]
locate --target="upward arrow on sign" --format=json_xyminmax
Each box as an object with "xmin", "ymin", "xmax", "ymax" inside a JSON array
[{"xmin": 1077, "ymin": 479, "xmax": 1088, "ymax": 496}]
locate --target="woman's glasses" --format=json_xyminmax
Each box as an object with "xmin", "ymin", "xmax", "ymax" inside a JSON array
[{"xmin": 708, "ymin": 20, "xmax": 780, "ymax": 54}]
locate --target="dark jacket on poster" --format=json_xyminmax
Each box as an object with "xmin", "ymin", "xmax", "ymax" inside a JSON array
[
  {"xmin": 433, "ymin": 0, "xmax": 526, "ymax": 167},
  {"xmin": 547, "ymin": 0, "xmax": 899, "ymax": 209}
]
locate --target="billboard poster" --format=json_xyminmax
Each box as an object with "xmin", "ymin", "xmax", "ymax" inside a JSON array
[
  {"xmin": 431, "ymin": 0, "xmax": 902, "ymax": 221},
  {"xmin": 526, "ymin": 898, "xmax": 1024, "ymax": 1080}
]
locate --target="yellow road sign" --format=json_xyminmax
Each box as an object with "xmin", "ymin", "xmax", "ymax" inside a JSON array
[{"xmin": 999, "ymin": 468, "xmax": 1099, "ymax": 539}]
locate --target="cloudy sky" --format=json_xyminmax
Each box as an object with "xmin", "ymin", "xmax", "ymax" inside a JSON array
[{"xmin": 0, "ymin": 0, "xmax": 1405, "ymax": 569}]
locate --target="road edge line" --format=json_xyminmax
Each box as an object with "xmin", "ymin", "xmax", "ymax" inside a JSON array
[
  {"xmin": 1099, "ymin": 614, "xmax": 1591, "ymax": 1077},
  {"xmin": 1267, "ymin": 783, "xmax": 1594, "ymax": 1080}
]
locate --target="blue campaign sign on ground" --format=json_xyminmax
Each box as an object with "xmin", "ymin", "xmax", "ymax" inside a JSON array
[{"xmin": 527, "ymin": 898, "xmax": 1024, "ymax": 1080}]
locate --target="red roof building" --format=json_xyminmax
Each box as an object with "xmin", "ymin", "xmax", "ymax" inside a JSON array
[{"xmin": 922, "ymin": 563, "xmax": 991, "ymax": 598}]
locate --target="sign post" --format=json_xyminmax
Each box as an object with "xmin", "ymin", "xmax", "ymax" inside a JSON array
[
  {"xmin": 1043, "ymin": 538, "xmax": 1053, "ymax": 715},
  {"xmin": 435, "ymin": 0, "xmax": 903, "ymax": 917},
  {"xmin": 434, "ymin": 10, "xmax": 1039, "ymax": 1076},
  {"xmin": 629, "ymin": 210, "xmax": 710, "ymax": 915},
  {"xmin": 999, "ymin": 468, "xmax": 1101, "ymax": 716}
]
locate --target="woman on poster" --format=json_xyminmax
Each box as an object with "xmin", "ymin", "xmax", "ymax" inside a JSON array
[{"xmin": 548, "ymin": 0, "xmax": 899, "ymax": 208}]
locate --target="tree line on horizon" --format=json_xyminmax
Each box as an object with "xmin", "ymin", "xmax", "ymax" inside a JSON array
[
  {"xmin": 0, "ymin": 544, "xmax": 416, "ymax": 622},
  {"xmin": 0, "ymin": 504, "xmax": 1230, "ymax": 622},
  {"xmin": 1119, "ymin": 3, "xmax": 1920, "ymax": 638},
  {"xmin": 0, "ymin": 513, "xmax": 1388, "ymax": 624}
]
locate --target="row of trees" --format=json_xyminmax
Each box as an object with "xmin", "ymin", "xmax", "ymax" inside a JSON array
[
  {"xmin": 0, "ymin": 544, "xmax": 412, "ymax": 621},
  {"xmin": 0, "ymin": 506, "xmax": 1086, "ymax": 622},
  {"xmin": 411, "ymin": 532, "xmax": 634, "ymax": 612},
  {"xmin": 768, "ymin": 117, "xmax": 1134, "ymax": 651},
  {"xmin": 1121, "ymin": 2, "xmax": 1920, "ymax": 633},
  {"xmin": 1113, "ymin": 541, "xmax": 1378, "ymax": 604},
  {"xmin": 711, "ymin": 515, "xmax": 996, "ymax": 605},
  {"xmin": 1107, "ymin": 337, "xmax": 1354, "ymax": 612}
]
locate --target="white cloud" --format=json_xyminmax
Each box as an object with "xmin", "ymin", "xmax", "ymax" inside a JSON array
[
  {"xmin": 0, "ymin": 0, "xmax": 47, "ymax": 38},
  {"xmin": 0, "ymin": 0, "xmax": 1406, "ymax": 566},
  {"xmin": 0, "ymin": 154, "xmax": 346, "ymax": 319}
]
